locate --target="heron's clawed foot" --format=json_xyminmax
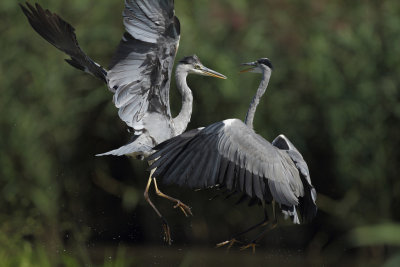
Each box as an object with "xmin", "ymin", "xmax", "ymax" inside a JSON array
[
  {"xmin": 240, "ymin": 242, "xmax": 258, "ymax": 254},
  {"xmin": 216, "ymin": 238, "xmax": 242, "ymax": 250},
  {"xmin": 173, "ymin": 200, "xmax": 193, "ymax": 217},
  {"xmin": 161, "ymin": 218, "xmax": 172, "ymax": 245}
]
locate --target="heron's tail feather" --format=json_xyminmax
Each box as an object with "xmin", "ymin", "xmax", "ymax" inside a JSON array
[
  {"xmin": 96, "ymin": 134, "xmax": 153, "ymax": 158},
  {"xmin": 281, "ymin": 205, "xmax": 300, "ymax": 224},
  {"xmin": 20, "ymin": 2, "xmax": 108, "ymax": 84},
  {"xmin": 96, "ymin": 142, "xmax": 153, "ymax": 158}
]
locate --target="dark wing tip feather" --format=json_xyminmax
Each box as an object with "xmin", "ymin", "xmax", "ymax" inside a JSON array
[
  {"xmin": 19, "ymin": 2, "xmax": 29, "ymax": 14},
  {"xmin": 20, "ymin": 2, "xmax": 107, "ymax": 83},
  {"xmin": 298, "ymin": 177, "xmax": 317, "ymax": 222},
  {"xmin": 65, "ymin": 58, "xmax": 85, "ymax": 72}
]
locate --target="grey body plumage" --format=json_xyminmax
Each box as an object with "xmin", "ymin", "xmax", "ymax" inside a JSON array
[{"xmin": 149, "ymin": 58, "xmax": 317, "ymax": 224}]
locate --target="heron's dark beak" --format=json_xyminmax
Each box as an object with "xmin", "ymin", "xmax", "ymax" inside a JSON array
[
  {"xmin": 200, "ymin": 66, "xmax": 227, "ymax": 79},
  {"xmin": 240, "ymin": 61, "xmax": 257, "ymax": 73}
]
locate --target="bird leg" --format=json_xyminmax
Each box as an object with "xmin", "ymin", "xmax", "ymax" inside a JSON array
[
  {"xmin": 240, "ymin": 201, "xmax": 278, "ymax": 253},
  {"xmin": 239, "ymin": 221, "xmax": 278, "ymax": 253},
  {"xmin": 153, "ymin": 178, "xmax": 193, "ymax": 217},
  {"xmin": 217, "ymin": 201, "xmax": 275, "ymax": 251},
  {"xmin": 215, "ymin": 238, "xmax": 242, "ymax": 251},
  {"xmin": 216, "ymin": 216, "xmax": 269, "ymax": 250},
  {"xmin": 143, "ymin": 173, "xmax": 171, "ymax": 245}
]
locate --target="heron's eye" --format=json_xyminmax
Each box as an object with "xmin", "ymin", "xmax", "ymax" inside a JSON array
[{"xmin": 195, "ymin": 65, "xmax": 201, "ymax": 70}]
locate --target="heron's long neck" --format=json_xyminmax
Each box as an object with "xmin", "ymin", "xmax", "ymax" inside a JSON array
[
  {"xmin": 244, "ymin": 68, "xmax": 271, "ymax": 129},
  {"xmin": 173, "ymin": 65, "xmax": 193, "ymax": 135}
]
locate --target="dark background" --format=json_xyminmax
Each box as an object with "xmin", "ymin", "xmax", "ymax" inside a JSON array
[{"xmin": 1, "ymin": 0, "xmax": 400, "ymax": 266}]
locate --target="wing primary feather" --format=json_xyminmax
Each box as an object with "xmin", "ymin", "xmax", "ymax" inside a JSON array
[
  {"xmin": 253, "ymin": 175, "xmax": 263, "ymax": 200},
  {"xmin": 162, "ymin": 132, "xmax": 210, "ymax": 186},
  {"xmin": 216, "ymin": 135, "xmax": 231, "ymax": 183},
  {"xmin": 208, "ymin": 154, "xmax": 221, "ymax": 187},
  {"xmin": 150, "ymin": 141, "xmax": 184, "ymax": 170},
  {"xmin": 202, "ymin": 149, "xmax": 219, "ymax": 188},
  {"xmin": 160, "ymin": 138, "xmax": 204, "ymax": 185},
  {"xmin": 245, "ymin": 168, "xmax": 253, "ymax": 198},
  {"xmin": 150, "ymin": 129, "xmax": 202, "ymax": 166},
  {"xmin": 170, "ymin": 134, "xmax": 210, "ymax": 185},
  {"xmin": 177, "ymin": 154, "xmax": 199, "ymax": 186},
  {"xmin": 199, "ymin": 136, "xmax": 220, "ymax": 188},
  {"xmin": 161, "ymin": 137, "xmax": 205, "ymax": 186},
  {"xmin": 224, "ymin": 161, "xmax": 235, "ymax": 190},
  {"xmin": 239, "ymin": 167, "xmax": 246, "ymax": 192},
  {"xmin": 175, "ymin": 150, "xmax": 202, "ymax": 186},
  {"xmin": 152, "ymin": 141, "xmax": 189, "ymax": 178},
  {"xmin": 187, "ymin": 148, "xmax": 210, "ymax": 188},
  {"xmin": 161, "ymin": 149, "xmax": 194, "ymax": 185},
  {"xmin": 263, "ymin": 179, "xmax": 274, "ymax": 203},
  {"xmin": 185, "ymin": 135, "xmax": 217, "ymax": 188},
  {"xmin": 189, "ymin": 133, "xmax": 220, "ymax": 184},
  {"xmin": 242, "ymin": 170, "xmax": 252, "ymax": 193},
  {"xmin": 227, "ymin": 149, "xmax": 241, "ymax": 191},
  {"xmin": 149, "ymin": 129, "xmax": 201, "ymax": 161},
  {"xmin": 268, "ymin": 181, "xmax": 282, "ymax": 205},
  {"xmin": 217, "ymin": 156, "xmax": 230, "ymax": 184}
]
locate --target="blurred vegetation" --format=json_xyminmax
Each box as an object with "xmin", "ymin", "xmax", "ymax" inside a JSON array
[{"xmin": 1, "ymin": 0, "xmax": 400, "ymax": 265}]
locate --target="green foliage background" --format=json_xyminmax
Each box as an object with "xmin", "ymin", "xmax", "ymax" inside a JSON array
[{"xmin": 1, "ymin": 0, "xmax": 400, "ymax": 265}]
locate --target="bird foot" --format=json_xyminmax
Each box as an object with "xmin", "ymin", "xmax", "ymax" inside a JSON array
[
  {"xmin": 216, "ymin": 238, "xmax": 242, "ymax": 250},
  {"xmin": 240, "ymin": 242, "xmax": 257, "ymax": 254},
  {"xmin": 173, "ymin": 200, "xmax": 193, "ymax": 217},
  {"xmin": 161, "ymin": 219, "xmax": 172, "ymax": 245}
]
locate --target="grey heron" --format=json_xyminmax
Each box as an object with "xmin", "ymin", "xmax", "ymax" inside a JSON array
[
  {"xmin": 20, "ymin": 1, "xmax": 227, "ymax": 244},
  {"xmin": 148, "ymin": 58, "xmax": 317, "ymax": 250}
]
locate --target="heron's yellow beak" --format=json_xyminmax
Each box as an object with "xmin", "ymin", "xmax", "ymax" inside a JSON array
[{"xmin": 200, "ymin": 66, "xmax": 227, "ymax": 79}]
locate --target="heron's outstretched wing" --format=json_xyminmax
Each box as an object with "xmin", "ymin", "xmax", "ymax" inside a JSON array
[
  {"xmin": 149, "ymin": 119, "xmax": 304, "ymax": 207},
  {"xmin": 108, "ymin": 0, "xmax": 180, "ymax": 132},
  {"xmin": 19, "ymin": 3, "xmax": 107, "ymax": 83},
  {"xmin": 272, "ymin": 135, "xmax": 317, "ymax": 222}
]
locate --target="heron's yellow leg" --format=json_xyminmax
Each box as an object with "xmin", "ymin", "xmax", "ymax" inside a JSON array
[
  {"xmin": 143, "ymin": 170, "xmax": 171, "ymax": 244},
  {"xmin": 153, "ymin": 178, "xmax": 193, "ymax": 217}
]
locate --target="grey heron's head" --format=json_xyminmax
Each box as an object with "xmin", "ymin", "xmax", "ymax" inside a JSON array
[
  {"xmin": 178, "ymin": 55, "xmax": 227, "ymax": 79},
  {"xmin": 240, "ymin": 58, "xmax": 273, "ymax": 74}
]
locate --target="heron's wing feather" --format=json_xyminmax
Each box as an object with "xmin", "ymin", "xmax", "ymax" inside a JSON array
[
  {"xmin": 272, "ymin": 134, "xmax": 317, "ymax": 221},
  {"xmin": 272, "ymin": 135, "xmax": 310, "ymax": 182},
  {"xmin": 149, "ymin": 119, "xmax": 304, "ymax": 206},
  {"xmin": 108, "ymin": 0, "xmax": 180, "ymax": 131},
  {"xmin": 19, "ymin": 3, "xmax": 107, "ymax": 83}
]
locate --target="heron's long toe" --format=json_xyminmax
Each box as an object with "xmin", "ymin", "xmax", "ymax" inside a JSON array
[
  {"xmin": 216, "ymin": 238, "xmax": 242, "ymax": 250},
  {"xmin": 161, "ymin": 218, "xmax": 172, "ymax": 245},
  {"xmin": 240, "ymin": 242, "xmax": 257, "ymax": 254},
  {"xmin": 173, "ymin": 200, "xmax": 193, "ymax": 217}
]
